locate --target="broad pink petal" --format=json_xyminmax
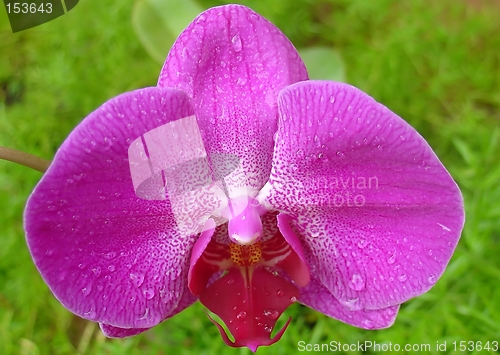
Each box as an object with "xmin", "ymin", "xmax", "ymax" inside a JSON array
[
  {"xmin": 299, "ymin": 278, "xmax": 399, "ymax": 329},
  {"xmin": 265, "ymin": 81, "xmax": 464, "ymax": 310},
  {"xmin": 158, "ymin": 4, "xmax": 308, "ymax": 196},
  {"xmin": 25, "ymin": 87, "xmax": 197, "ymax": 328},
  {"xmin": 100, "ymin": 285, "xmax": 197, "ymax": 337},
  {"xmin": 100, "ymin": 324, "xmax": 150, "ymax": 338}
]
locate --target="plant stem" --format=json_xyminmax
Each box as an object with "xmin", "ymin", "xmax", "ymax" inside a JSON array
[{"xmin": 0, "ymin": 146, "xmax": 50, "ymax": 173}]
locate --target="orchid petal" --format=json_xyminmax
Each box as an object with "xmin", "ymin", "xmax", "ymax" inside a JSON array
[
  {"xmin": 265, "ymin": 81, "xmax": 464, "ymax": 310},
  {"xmin": 100, "ymin": 324, "xmax": 150, "ymax": 338},
  {"xmin": 100, "ymin": 284, "xmax": 197, "ymax": 337},
  {"xmin": 25, "ymin": 87, "xmax": 199, "ymax": 328},
  {"xmin": 158, "ymin": 4, "xmax": 308, "ymax": 197},
  {"xmin": 299, "ymin": 278, "xmax": 399, "ymax": 329},
  {"xmin": 188, "ymin": 219, "xmax": 232, "ymax": 295},
  {"xmin": 262, "ymin": 214, "xmax": 310, "ymax": 287}
]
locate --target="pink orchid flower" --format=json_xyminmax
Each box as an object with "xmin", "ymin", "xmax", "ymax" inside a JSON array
[{"xmin": 24, "ymin": 4, "xmax": 464, "ymax": 352}]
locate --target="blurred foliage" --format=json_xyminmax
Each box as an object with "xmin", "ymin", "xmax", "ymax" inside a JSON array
[
  {"xmin": 132, "ymin": 0, "xmax": 203, "ymax": 63},
  {"xmin": 1, "ymin": 0, "xmax": 499, "ymax": 354}
]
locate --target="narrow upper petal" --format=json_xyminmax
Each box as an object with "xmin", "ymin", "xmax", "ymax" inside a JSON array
[
  {"xmin": 299, "ymin": 278, "xmax": 399, "ymax": 329},
  {"xmin": 265, "ymin": 81, "xmax": 464, "ymax": 310},
  {"xmin": 158, "ymin": 4, "xmax": 308, "ymax": 197},
  {"xmin": 24, "ymin": 87, "xmax": 198, "ymax": 328}
]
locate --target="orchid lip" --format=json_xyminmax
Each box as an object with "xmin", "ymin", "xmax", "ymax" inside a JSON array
[{"xmin": 188, "ymin": 199, "xmax": 311, "ymax": 350}]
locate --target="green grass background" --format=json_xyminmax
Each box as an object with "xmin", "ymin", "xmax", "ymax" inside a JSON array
[{"xmin": 1, "ymin": 0, "xmax": 499, "ymax": 354}]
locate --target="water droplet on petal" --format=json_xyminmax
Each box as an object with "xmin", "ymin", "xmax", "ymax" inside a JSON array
[
  {"xmin": 398, "ymin": 274, "xmax": 407, "ymax": 282},
  {"xmin": 143, "ymin": 289, "xmax": 155, "ymax": 299},
  {"xmin": 276, "ymin": 289, "xmax": 284, "ymax": 297},
  {"xmin": 329, "ymin": 95, "xmax": 335, "ymax": 103},
  {"xmin": 263, "ymin": 309, "xmax": 279, "ymax": 320},
  {"xmin": 231, "ymin": 35, "xmax": 242, "ymax": 52},
  {"xmin": 108, "ymin": 265, "xmax": 115, "ymax": 272},
  {"xmin": 130, "ymin": 273, "xmax": 145, "ymax": 288},
  {"xmin": 82, "ymin": 284, "xmax": 92, "ymax": 296},
  {"xmin": 427, "ymin": 275, "xmax": 436, "ymax": 284},
  {"xmin": 227, "ymin": 278, "xmax": 235, "ymax": 285},
  {"xmin": 349, "ymin": 274, "xmax": 365, "ymax": 291},
  {"xmin": 400, "ymin": 135, "xmax": 406, "ymax": 141},
  {"xmin": 92, "ymin": 267, "xmax": 101, "ymax": 277},
  {"xmin": 290, "ymin": 296, "xmax": 297, "ymax": 302},
  {"xmin": 363, "ymin": 319, "xmax": 374, "ymax": 328},
  {"xmin": 342, "ymin": 297, "xmax": 361, "ymax": 310},
  {"xmin": 83, "ymin": 307, "xmax": 96, "ymax": 319},
  {"xmin": 236, "ymin": 311, "xmax": 247, "ymax": 320},
  {"xmin": 387, "ymin": 252, "xmax": 396, "ymax": 264},
  {"xmin": 264, "ymin": 325, "xmax": 273, "ymax": 333},
  {"xmin": 357, "ymin": 239, "xmax": 368, "ymax": 249}
]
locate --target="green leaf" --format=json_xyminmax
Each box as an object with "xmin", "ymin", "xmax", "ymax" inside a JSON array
[
  {"xmin": 132, "ymin": 0, "xmax": 203, "ymax": 64},
  {"xmin": 298, "ymin": 47, "xmax": 345, "ymax": 82}
]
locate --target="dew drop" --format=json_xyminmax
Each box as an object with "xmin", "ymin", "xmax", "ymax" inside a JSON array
[
  {"xmin": 329, "ymin": 95, "xmax": 335, "ymax": 103},
  {"xmin": 357, "ymin": 239, "xmax": 368, "ymax": 249},
  {"xmin": 343, "ymin": 297, "xmax": 361, "ymax": 310},
  {"xmin": 130, "ymin": 273, "xmax": 145, "ymax": 288},
  {"xmin": 349, "ymin": 274, "xmax": 365, "ymax": 291},
  {"xmin": 82, "ymin": 284, "xmax": 92, "ymax": 296},
  {"xmin": 83, "ymin": 307, "xmax": 96, "ymax": 319},
  {"xmin": 400, "ymin": 135, "xmax": 406, "ymax": 141},
  {"xmin": 143, "ymin": 289, "xmax": 155, "ymax": 299},
  {"xmin": 263, "ymin": 309, "xmax": 279, "ymax": 320},
  {"xmin": 264, "ymin": 325, "xmax": 273, "ymax": 333},
  {"xmin": 108, "ymin": 265, "xmax": 115, "ymax": 272},
  {"xmin": 387, "ymin": 252, "xmax": 396, "ymax": 265},
  {"xmin": 398, "ymin": 274, "xmax": 407, "ymax": 282},
  {"xmin": 276, "ymin": 289, "xmax": 284, "ymax": 297},
  {"xmin": 227, "ymin": 278, "xmax": 235, "ymax": 285},
  {"xmin": 364, "ymin": 319, "xmax": 374, "ymax": 328},
  {"xmin": 91, "ymin": 267, "xmax": 101, "ymax": 277},
  {"xmin": 290, "ymin": 296, "xmax": 297, "ymax": 302},
  {"xmin": 231, "ymin": 35, "xmax": 242, "ymax": 52},
  {"xmin": 236, "ymin": 311, "xmax": 247, "ymax": 320},
  {"xmin": 427, "ymin": 275, "xmax": 436, "ymax": 284}
]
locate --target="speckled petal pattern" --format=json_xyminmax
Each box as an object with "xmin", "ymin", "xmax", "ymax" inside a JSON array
[
  {"xmin": 265, "ymin": 81, "xmax": 464, "ymax": 311},
  {"xmin": 100, "ymin": 285, "xmax": 197, "ymax": 337},
  {"xmin": 299, "ymin": 278, "xmax": 399, "ymax": 329},
  {"xmin": 25, "ymin": 87, "xmax": 198, "ymax": 328},
  {"xmin": 158, "ymin": 4, "xmax": 308, "ymax": 197}
]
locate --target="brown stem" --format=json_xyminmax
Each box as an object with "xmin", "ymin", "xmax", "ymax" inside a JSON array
[{"xmin": 0, "ymin": 146, "xmax": 51, "ymax": 173}]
